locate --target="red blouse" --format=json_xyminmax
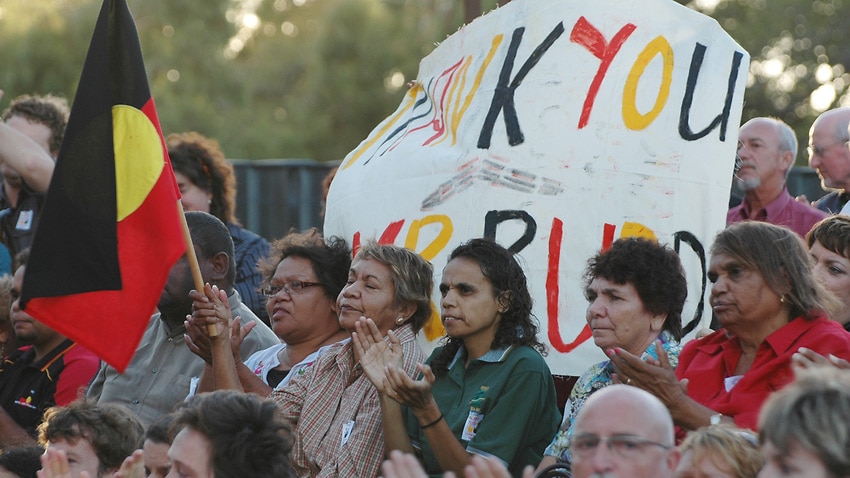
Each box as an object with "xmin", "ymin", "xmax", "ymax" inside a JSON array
[{"xmin": 676, "ymin": 314, "xmax": 850, "ymax": 431}]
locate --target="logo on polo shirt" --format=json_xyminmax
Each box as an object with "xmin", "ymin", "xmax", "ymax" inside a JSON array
[
  {"xmin": 462, "ymin": 386, "xmax": 489, "ymax": 441},
  {"xmin": 14, "ymin": 390, "xmax": 38, "ymax": 410}
]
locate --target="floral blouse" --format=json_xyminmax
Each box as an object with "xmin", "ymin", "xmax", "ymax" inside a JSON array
[{"xmin": 543, "ymin": 330, "xmax": 682, "ymax": 462}]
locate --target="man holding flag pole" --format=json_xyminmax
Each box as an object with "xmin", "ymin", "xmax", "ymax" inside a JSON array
[{"xmin": 19, "ymin": 0, "xmax": 196, "ymax": 372}]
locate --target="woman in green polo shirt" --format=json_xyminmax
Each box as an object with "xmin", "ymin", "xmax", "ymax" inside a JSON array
[{"xmin": 355, "ymin": 238, "xmax": 560, "ymax": 477}]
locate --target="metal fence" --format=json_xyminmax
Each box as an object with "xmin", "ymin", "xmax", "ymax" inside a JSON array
[
  {"xmin": 231, "ymin": 159, "xmax": 339, "ymax": 241},
  {"xmin": 232, "ymin": 162, "xmax": 828, "ymax": 242}
]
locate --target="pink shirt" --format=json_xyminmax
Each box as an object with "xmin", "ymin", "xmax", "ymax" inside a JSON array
[{"xmin": 727, "ymin": 187, "xmax": 827, "ymax": 237}]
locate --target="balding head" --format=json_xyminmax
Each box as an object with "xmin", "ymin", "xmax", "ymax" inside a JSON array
[
  {"xmin": 736, "ymin": 117, "xmax": 796, "ymax": 194},
  {"xmin": 571, "ymin": 385, "xmax": 679, "ymax": 478},
  {"xmin": 809, "ymin": 107, "xmax": 850, "ymax": 191}
]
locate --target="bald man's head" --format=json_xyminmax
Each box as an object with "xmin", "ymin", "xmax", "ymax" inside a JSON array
[
  {"xmin": 809, "ymin": 107, "xmax": 850, "ymax": 191},
  {"xmin": 571, "ymin": 385, "xmax": 679, "ymax": 478}
]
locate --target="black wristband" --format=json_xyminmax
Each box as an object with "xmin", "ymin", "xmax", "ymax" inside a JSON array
[{"xmin": 420, "ymin": 413, "xmax": 443, "ymax": 430}]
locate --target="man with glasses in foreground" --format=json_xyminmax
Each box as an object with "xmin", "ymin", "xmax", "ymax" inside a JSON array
[
  {"xmin": 570, "ymin": 384, "xmax": 679, "ymax": 478},
  {"xmin": 808, "ymin": 107, "xmax": 850, "ymax": 214}
]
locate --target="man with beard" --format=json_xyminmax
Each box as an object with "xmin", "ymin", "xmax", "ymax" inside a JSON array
[
  {"xmin": 0, "ymin": 249, "xmax": 99, "ymax": 447},
  {"xmin": 727, "ymin": 117, "xmax": 826, "ymax": 237},
  {"xmin": 86, "ymin": 211, "xmax": 278, "ymax": 426}
]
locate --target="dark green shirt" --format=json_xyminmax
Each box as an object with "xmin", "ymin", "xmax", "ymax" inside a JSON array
[{"xmin": 405, "ymin": 344, "xmax": 561, "ymax": 477}]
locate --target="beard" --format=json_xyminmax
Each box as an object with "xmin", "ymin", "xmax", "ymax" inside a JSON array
[{"xmin": 735, "ymin": 175, "xmax": 761, "ymax": 191}]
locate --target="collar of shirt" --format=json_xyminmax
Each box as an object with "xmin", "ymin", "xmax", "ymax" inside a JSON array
[
  {"xmin": 741, "ymin": 187, "xmax": 792, "ymax": 220},
  {"xmin": 447, "ymin": 344, "xmax": 513, "ymax": 369}
]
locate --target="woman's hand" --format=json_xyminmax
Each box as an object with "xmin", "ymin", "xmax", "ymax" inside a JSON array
[
  {"xmin": 186, "ymin": 283, "xmax": 256, "ymax": 361},
  {"xmin": 607, "ymin": 340, "xmax": 688, "ymax": 410},
  {"xmin": 189, "ymin": 283, "xmax": 232, "ymax": 338},
  {"xmin": 792, "ymin": 346, "xmax": 850, "ymax": 371},
  {"xmin": 353, "ymin": 317, "xmax": 403, "ymax": 394},
  {"xmin": 386, "ymin": 362, "xmax": 438, "ymax": 412}
]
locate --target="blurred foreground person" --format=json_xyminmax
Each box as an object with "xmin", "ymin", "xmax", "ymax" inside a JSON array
[
  {"xmin": 167, "ymin": 390, "xmax": 295, "ymax": 478},
  {"xmin": 757, "ymin": 365, "xmax": 850, "ymax": 478},
  {"xmin": 674, "ymin": 426, "xmax": 762, "ymax": 478},
  {"xmin": 570, "ymin": 385, "xmax": 679, "ymax": 478}
]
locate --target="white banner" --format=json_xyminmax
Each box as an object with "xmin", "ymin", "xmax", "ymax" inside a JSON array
[{"xmin": 325, "ymin": 0, "xmax": 749, "ymax": 376}]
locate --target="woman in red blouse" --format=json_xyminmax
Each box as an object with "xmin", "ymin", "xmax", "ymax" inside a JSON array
[{"xmin": 608, "ymin": 221, "xmax": 850, "ymax": 432}]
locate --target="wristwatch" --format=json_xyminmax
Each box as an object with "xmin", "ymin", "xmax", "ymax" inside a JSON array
[{"xmin": 709, "ymin": 413, "xmax": 723, "ymax": 426}]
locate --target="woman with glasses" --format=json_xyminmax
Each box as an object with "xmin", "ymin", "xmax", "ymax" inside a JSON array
[
  {"xmin": 355, "ymin": 239, "xmax": 560, "ymax": 477},
  {"xmin": 186, "ymin": 228, "xmax": 350, "ymax": 394},
  {"xmin": 191, "ymin": 242, "xmax": 433, "ymax": 477},
  {"xmin": 537, "ymin": 236, "xmax": 687, "ymax": 473}
]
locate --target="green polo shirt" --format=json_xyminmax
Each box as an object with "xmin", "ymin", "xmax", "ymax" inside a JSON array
[{"xmin": 405, "ymin": 344, "xmax": 560, "ymax": 477}]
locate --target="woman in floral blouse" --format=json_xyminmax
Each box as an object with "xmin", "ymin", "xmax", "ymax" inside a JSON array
[{"xmin": 537, "ymin": 237, "xmax": 687, "ymax": 472}]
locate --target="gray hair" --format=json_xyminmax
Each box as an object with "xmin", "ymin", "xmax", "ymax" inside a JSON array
[
  {"xmin": 771, "ymin": 117, "xmax": 798, "ymax": 156},
  {"xmin": 354, "ymin": 243, "xmax": 433, "ymax": 332}
]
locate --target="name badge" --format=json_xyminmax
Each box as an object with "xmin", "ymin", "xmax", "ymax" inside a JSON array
[
  {"xmin": 16, "ymin": 210, "xmax": 33, "ymax": 231},
  {"xmin": 461, "ymin": 411, "xmax": 483, "ymax": 441},
  {"xmin": 341, "ymin": 419, "xmax": 355, "ymax": 447}
]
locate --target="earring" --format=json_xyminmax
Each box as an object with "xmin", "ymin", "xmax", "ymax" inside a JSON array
[
  {"xmin": 396, "ymin": 317, "xmax": 405, "ymax": 325},
  {"xmin": 780, "ymin": 295, "xmax": 786, "ymax": 304}
]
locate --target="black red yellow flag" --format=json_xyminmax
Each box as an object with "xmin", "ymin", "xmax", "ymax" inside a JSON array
[{"xmin": 20, "ymin": 0, "xmax": 185, "ymax": 372}]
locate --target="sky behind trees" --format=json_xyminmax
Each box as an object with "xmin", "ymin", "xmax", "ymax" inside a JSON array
[{"xmin": 0, "ymin": 0, "xmax": 846, "ymax": 163}]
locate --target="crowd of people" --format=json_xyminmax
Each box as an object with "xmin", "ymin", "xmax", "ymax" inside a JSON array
[{"xmin": 0, "ymin": 80, "xmax": 848, "ymax": 478}]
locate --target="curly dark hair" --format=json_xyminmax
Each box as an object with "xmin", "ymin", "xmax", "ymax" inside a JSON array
[
  {"xmin": 257, "ymin": 228, "xmax": 351, "ymax": 303},
  {"xmin": 430, "ymin": 238, "xmax": 545, "ymax": 377},
  {"xmin": 170, "ymin": 390, "xmax": 294, "ymax": 478},
  {"xmin": 166, "ymin": 132, "xmax": 238, "ymax": 224},
  {"xmin": 584, "ymin": 237, "xmax": 686, "ymax": 341},
  {"xmin": 2, "ymin": 93, "xmax": 69, "ymax": 155}
]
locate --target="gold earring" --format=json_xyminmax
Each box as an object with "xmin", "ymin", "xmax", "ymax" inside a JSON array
[
  {"xmin": 780, "ymin": 295, "xmax": 786, "ymax": 304},
  {"xmin": 396, "ymin": 317, "xmax": 405, "ymax": 325}
]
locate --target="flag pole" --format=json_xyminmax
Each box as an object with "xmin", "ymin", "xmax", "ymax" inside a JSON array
[{"xmin": 177, "ymin": 201, "xmax": 221, "ymax": 337}]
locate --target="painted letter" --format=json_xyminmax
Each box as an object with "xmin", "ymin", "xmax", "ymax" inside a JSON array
[
  {"xmin": 679, "ymin": 43, "xmax": 745, "ymax": 141},
  {"xmin": 477, "ymin": 23, "xmax": 566, "ymax": 149},
  {"xmin": 570, "ymin": 17, "xmax": 636, "ymax": 129},
  {"xmin": 622, "ymin": 35, "xmax": 674, "ymax": 130}
]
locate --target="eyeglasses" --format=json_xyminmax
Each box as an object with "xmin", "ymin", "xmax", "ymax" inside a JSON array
[
  {"xmin": 261, "ymin": 281, "xmax": 323, "ymax": 297},
  {"xmin": 568, "ymin": 434, "xmax": 671, "ymax": 459},
  {"xmin": 807, "ymin": 140, "xmax": 849, "ymax": 157}
]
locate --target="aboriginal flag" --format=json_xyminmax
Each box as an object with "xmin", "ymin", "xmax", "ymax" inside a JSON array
[{"xmin": 20, "ymin": 0, "xmax": 185, "ymax": 372}]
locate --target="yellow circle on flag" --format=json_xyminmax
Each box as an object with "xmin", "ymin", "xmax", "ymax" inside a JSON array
[{"xmin": 112, "ymin": 105, "xmax": 164, "ymax": 221}]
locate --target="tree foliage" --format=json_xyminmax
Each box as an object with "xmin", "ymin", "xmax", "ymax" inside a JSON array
[
  {"xmin": 1, "ymin": 0, "xmax": 847, "ymax": 164},
  {"xmin": 682, "ymin": 0, "xmax": 850, "ymax": 163}
]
